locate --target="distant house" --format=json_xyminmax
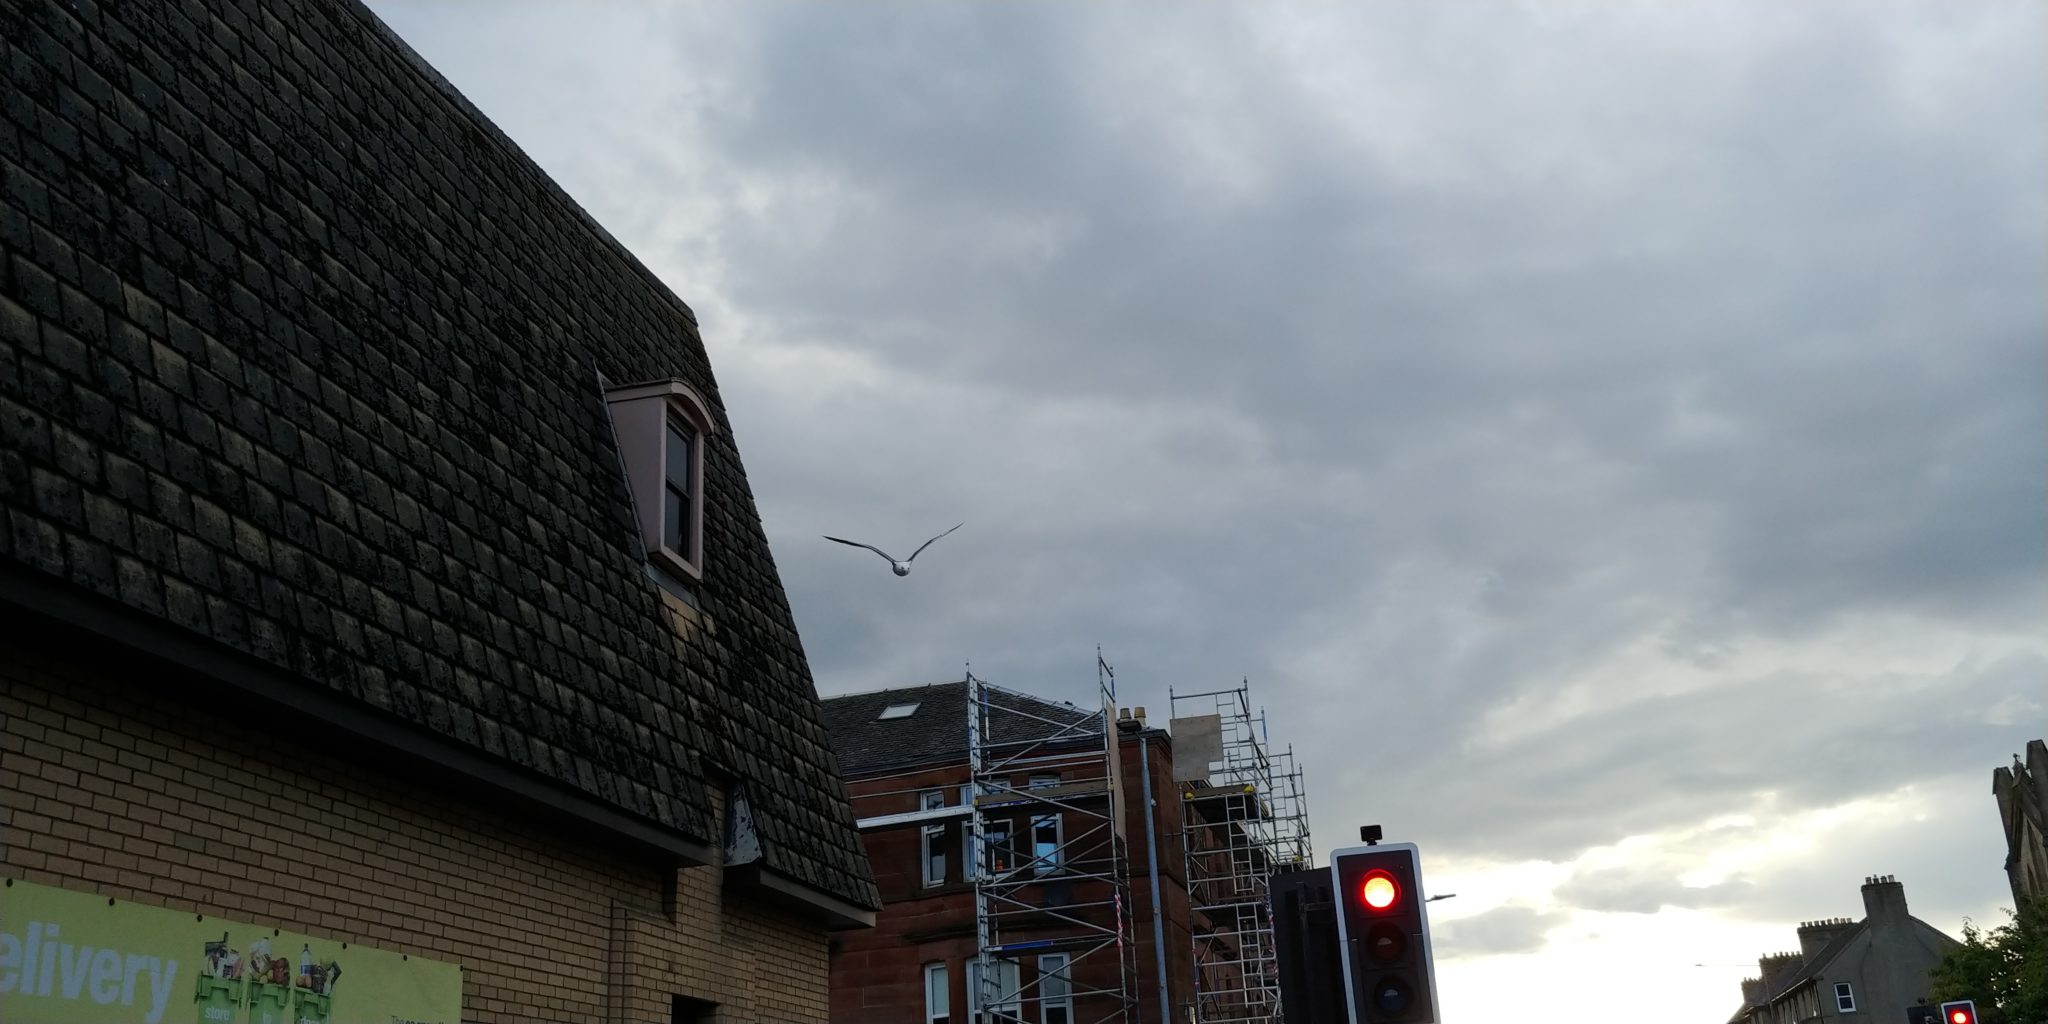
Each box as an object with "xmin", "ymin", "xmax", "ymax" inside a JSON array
[
  {"xmin": 0, "ymin": 0, "xmax": 875, "ymax": 1019},
  {"xmin": 1726, "ymin": 876, "xmax": 1960, "ymax": 1024},
  {"xmin": 1994, "ymin": 738, "xmax": 2048, "ymax": 905}
]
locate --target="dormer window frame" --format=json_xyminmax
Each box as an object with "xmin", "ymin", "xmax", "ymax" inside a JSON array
[{"xmin": 605, "ymin": 378, "xmax": 716, "ymax": 583}]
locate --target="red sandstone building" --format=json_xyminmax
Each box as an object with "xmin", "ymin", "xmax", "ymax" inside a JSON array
[{"xmin": 820, "ymin": 678, "xmax": 1312, "ymax": 1024}]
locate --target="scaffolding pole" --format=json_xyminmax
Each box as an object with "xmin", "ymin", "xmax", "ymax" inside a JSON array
[
  {"xmin": 970, "ymin": 667, "xmax": 1140, "ymax": 1024},
  {"xmin": 1171, "ymin": 682, "xmax": 1314, "ymax": 1024}
]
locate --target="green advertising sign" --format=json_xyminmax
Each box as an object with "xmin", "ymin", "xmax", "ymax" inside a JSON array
[{"xmin": 0, "ymin": 878, "xmax": 462, "ymax": 1024}]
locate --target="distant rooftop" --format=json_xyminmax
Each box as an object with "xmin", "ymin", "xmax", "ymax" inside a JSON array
[{"xmin": 819, "ymin": 680, "xmax": 1102, "ymax": 778}]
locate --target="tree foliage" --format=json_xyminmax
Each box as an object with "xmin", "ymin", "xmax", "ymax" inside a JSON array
[{"xmin": 1929, "ymin": 897, "xmax": 2048, "ymax": 1024}]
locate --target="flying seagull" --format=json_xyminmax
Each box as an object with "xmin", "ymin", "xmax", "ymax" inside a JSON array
[{"xmin": 824, "ymin": 523, "xmax": 964, "ymax": 576}]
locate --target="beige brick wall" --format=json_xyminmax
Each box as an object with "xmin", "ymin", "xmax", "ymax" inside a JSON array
[{"xmin": 0, "ymin": 642, "xmax": 829, "ymax": 1023}]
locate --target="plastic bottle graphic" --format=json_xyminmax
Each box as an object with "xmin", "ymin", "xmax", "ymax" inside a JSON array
[{"xmin": 291, "ymin": 945, "xmax": 335, "ymax": 1024}]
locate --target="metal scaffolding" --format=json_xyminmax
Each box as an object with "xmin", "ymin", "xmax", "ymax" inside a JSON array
[
  {"xmin": 1170, "ymin": 683, "xmax": 1314, "ymax": 1024},
  {"xmin": 969, "ymin": 665, "xmax": 1140, "ymax": 1024}
]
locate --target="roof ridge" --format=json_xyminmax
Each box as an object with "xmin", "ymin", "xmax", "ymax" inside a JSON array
[{"xmin": 820, "ymin": 680, "xmax": 968, "ymax": 702}]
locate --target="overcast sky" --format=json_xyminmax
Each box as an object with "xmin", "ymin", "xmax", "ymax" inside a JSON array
[{"xmin": 369, "ymin": 3, "xmax": 2045, "ymax": 1020}]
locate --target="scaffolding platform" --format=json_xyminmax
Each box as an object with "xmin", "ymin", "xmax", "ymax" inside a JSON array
[
  {"xmin": 1171, "ymin": 682, "xmax": 1313, "ymax": 1024},
  {"xmin": 969, "ymin": 664, "xmax": 1140, "ymax": 1024}
]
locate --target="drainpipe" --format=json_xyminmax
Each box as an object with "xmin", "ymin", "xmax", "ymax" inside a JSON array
[{"xmin": 1138, "ymin": 727, "xmax": 1173, "ymax": 1024}]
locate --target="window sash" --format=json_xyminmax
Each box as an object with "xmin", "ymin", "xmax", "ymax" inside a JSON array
[
  {"xmin": 968, "ymin": 960, "xmax": 1019, "ymax": 1024},
  {"xmin": 923, "ymin": 823, "xmax": 947, "ymax": 886},
  {"xmin": 664, "ymin": 418, "xmax": 696, "ymax": 561},
  {"xmin": 1032, "ymin": 814, "xmax": 1061, "ymax": 872},
  {"xmin": 1833, "ymin": 983, "xmax": 1854, "ymax": 1012},
  {"xmin": 926, "ymin": 962, "xmax": 950, "ymax": 1024},
  {"xmin": 961, "ymin": 784, "xmax": 975, "ymax": 879},
  {"xmin": 665, "ymin": 419, "xmax": 693, "ymax": 493},
  {"xmin": 921, "ymin": 789, "xmax": 948, "ymax": 886},
  {"xmin": 985, "ymin": 823, "xmax": 1015, "ymax": 877},
  {"xmin": 1040, "ymin": 955, "xmax": 1071, "ymax": 1024}
]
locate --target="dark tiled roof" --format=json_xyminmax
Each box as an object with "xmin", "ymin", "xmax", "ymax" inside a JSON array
[
  {"xmin": 0, "ymin": 0, "xmax": 875, "ymax": 910},
  {"xmin": 820, "ymin": 681, "xmax": 1102, "ymax": 778}
]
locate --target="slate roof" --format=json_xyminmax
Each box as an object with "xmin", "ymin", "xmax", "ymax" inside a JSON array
[
  {"xmin": 0, "ymin": 0, "xmax": 875, "ymax": 910},
  {"xmin": 820, "ymin": 681, "xmax": 1103, "ymax": 778}
]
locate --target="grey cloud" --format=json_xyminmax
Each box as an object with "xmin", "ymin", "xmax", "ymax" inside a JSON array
[
  {"xmin": 369, "ymin": 0, "xmax": 2047, "ymax": 912},
  {"xmin": 1433, "ymin": 906, "xmax": 1557, "ymax": 958},
  {"xmin": 1352, "ymin": 648, "xmax": 2048, "ymax": 863},
  {"xmin": 1555, "ymin": 865, "xmax": 1754, "ymax": 916}
]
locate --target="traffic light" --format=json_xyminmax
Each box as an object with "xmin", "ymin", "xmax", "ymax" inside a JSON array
[
  {"xmin": 1330, "ymin": 842, "xmax": 1439, "ymax": 1022},
  {"xmin": 1939, "ymin": 1001, "xmax": 1978, "ymax": 1024}
]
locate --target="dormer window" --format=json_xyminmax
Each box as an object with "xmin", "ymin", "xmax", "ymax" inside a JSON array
[{"xmin": 606, "ymin": 378, "xmax": 716, "ymax": 582}]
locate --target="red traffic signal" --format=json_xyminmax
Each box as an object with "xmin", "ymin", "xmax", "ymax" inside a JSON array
[
  {"xmin": 1330, "ymin": 842, "xmax": 1438, "ymax": 1023},
  {"xmin": 1939, "ymin": 1001, "xmax": 1978, "ymax": 1024},
  {"xmin": 1360, "ymin": 870, "xmax": 1400, "ymax": 912}
]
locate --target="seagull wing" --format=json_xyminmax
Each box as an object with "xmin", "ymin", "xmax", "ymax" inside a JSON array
[
  {"xmin": 905, "ymin": 522, "xmax": 964, "ymax": 563},
  {"xmin": 824, "ymin": 535, "xmax": 900, "ymax": 562}
]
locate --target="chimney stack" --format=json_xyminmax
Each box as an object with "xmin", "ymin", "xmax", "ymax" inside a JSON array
[
  {"xmin": 1860, "ymin": 874, "xmax": 1908, "ymax": 926},
  {"xmin": 1757, "ymin": 952, "xmax": 1803, "ymax": 991},
  {"xmin": 1796, "ymin": 917, "xmax": 1856, "ymax": 961}
]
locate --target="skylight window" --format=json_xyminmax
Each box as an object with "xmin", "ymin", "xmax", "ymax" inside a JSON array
[{"xmin": 879, "ymin": 703, "xmax": 921, "ymax": 720}]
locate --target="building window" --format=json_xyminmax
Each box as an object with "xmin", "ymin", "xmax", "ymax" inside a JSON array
[
  {"xmin": 1029, "ymin": 774, "xmax": 1059, "ymax": 789},
  {"xmin": 922, "ymin": 790, "xmax": 947, "ymax": 886},
  {"xmin": 880, "ymin": 702, "xmax": 921, "ymax": 720},
  {"xmin": 1031, "ymin": 813, "xmax": 1062, "ymax": 874},
  {"xmin": 985, "ymin": 821, "xmax": 1016, "ymax": 878},
  {"xmin": 1039, "ymin": 955, "xmax": 1071, "ymax": 1024},
  {"xmin": 960, "ymin": 784, "xmax": 975, "ymax": 878},
  {"xmin": 925, "ymin": 962, "xmax": 950, "ymax": 1024},
  {"xmin": 1834, "ymin": 983, "xmax": 1854, "ymax": 1012},
  {"xmin": 968, "ymin": 959, "xmax": 1019, "ymax": 1024},
  {"xmin": 604, "ymin": 379, "xmax": 716, "ymax": 582}
]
